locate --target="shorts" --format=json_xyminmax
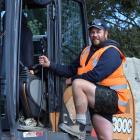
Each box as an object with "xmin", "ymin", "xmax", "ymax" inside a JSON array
[{"xmin": 89, "ymin": 85, "xmax": 119, "ymax": 123}]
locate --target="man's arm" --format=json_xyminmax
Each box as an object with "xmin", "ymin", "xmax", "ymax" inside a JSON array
[
  {"xmin": 39, "ymin": 55, "xmax": 80, "ymax": 78},
  {"xmin": 49, "ymin": 59, "xmax": 79, "ymax": 78}
]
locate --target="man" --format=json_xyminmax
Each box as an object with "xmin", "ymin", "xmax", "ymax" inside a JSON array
[{"xmin": 39, "ymin": 19, "xmax": 129, "ymax": 140}]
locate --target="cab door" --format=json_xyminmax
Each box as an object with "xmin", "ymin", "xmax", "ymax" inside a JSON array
[{"xmin": 36, "ymin": 0, "xmax": 89, "ymax": 132}]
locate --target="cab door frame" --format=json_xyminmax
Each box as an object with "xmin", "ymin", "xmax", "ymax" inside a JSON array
[{"xmin": 4, "ymin": 0, "xmax": 22, "ymax": 137}]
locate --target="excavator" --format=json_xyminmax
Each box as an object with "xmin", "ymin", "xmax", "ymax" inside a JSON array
[{"xmin": 0, "ymin": 0, "xmax": 136, "ymax": 139}]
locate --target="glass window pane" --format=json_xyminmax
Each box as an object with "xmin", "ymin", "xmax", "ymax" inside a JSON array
[
  {"xmin": 23, "ymin": 8, "xmax": 47, "ymax": 64},
  {"xmin": 61, "ymin": 0, "xmax": 85, "ymax": 64},
  {"xmin": 24, "ymin": 8, "xmax": 47, "ymax": 35}
]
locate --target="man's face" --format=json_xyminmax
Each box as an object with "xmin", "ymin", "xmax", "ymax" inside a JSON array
[{"xmin": 89, "ymin": 27, "xmax": 108, "ymax": 46}]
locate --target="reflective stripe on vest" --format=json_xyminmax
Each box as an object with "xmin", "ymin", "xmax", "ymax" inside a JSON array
[
  {"xmin": 110, "ymin": 84, "xmax": 128, "ymax": 90},
  {"xmin": 93, "ymin": 57, "xmax": 98, "ymax": 67},
  {"xmin": 118, "ymin": 100, "xmax": 128, "ymax": 107},
  {"xmin": 81, "ymin": 47, "xmax": 90, "ymax": 60}
]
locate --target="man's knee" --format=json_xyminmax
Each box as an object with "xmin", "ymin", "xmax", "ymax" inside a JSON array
[
  {"xmin": 72, "ymin": 79, "xmax": 82, "ymax": 89},
  {"xmin": 72, "ymin": 79, "xmax": 96, "ymax": 91}
]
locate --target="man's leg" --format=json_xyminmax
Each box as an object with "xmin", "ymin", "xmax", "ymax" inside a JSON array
[
  {"xmin": 92, "ymin": 114, "xmax": 113, "ymax": 140},
  {"xmin": 72, "ymin": 79, "xmax": 96, "ymax": 128},
  {"xmin": 71, "ymin": 79, "xmax": 118, "ymax": 140},
  {"xmin": 59, "ymin": 79, "xmax": 96, "ymax": 139},
  {"xmin": 89, "ymin": 85, "xmax": 118, "ymax": 140}
]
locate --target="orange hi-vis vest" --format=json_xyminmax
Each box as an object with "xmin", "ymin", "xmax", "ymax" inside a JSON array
[{"xmin": 77, "ymin": 45, "xmax": 129, "ymax": 113}]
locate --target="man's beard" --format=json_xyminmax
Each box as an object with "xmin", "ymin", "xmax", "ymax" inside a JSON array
[{"xmin": 93, "ymin": 39, "xmax": 100, "ymax": 45}]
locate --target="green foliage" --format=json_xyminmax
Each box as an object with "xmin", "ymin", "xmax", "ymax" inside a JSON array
[
  {"xmin": 24, "ymin": 8, "xmax": 47, "ymax": 35},
  {"xmin": 86, "ymin": 0, "xmax": 140, "ymax": 58},
  {"xmin": 28, "ymin": 19, "xmax": 43, "ymax": 35}
]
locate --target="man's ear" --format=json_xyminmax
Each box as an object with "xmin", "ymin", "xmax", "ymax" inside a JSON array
[{"xmin": 105, "ymin": 30, "xmax": 108, "ymax": 39}]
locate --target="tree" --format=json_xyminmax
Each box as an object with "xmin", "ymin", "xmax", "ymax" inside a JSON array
[{"xmin": 86, "ymin": 0, "xmax": 140, "ymax": 58}]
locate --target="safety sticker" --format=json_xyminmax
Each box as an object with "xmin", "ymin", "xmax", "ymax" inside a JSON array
[{"xmin": 23, "ymin": 131, "xmax": 44, "ymax": 138}]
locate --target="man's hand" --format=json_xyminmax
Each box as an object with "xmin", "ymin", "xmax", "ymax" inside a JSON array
[
  {"xmin": 29, "ymin": 70, "xmax": 34, "ymax": 75},
  {"xmin": 39, "ymin": 55, "xmax": 50, "ymax": 68}
]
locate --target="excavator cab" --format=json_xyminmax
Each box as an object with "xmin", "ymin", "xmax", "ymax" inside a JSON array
[{"xmin": 0, "ymin": 0, "xmax": 92, "ymax": 139}]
